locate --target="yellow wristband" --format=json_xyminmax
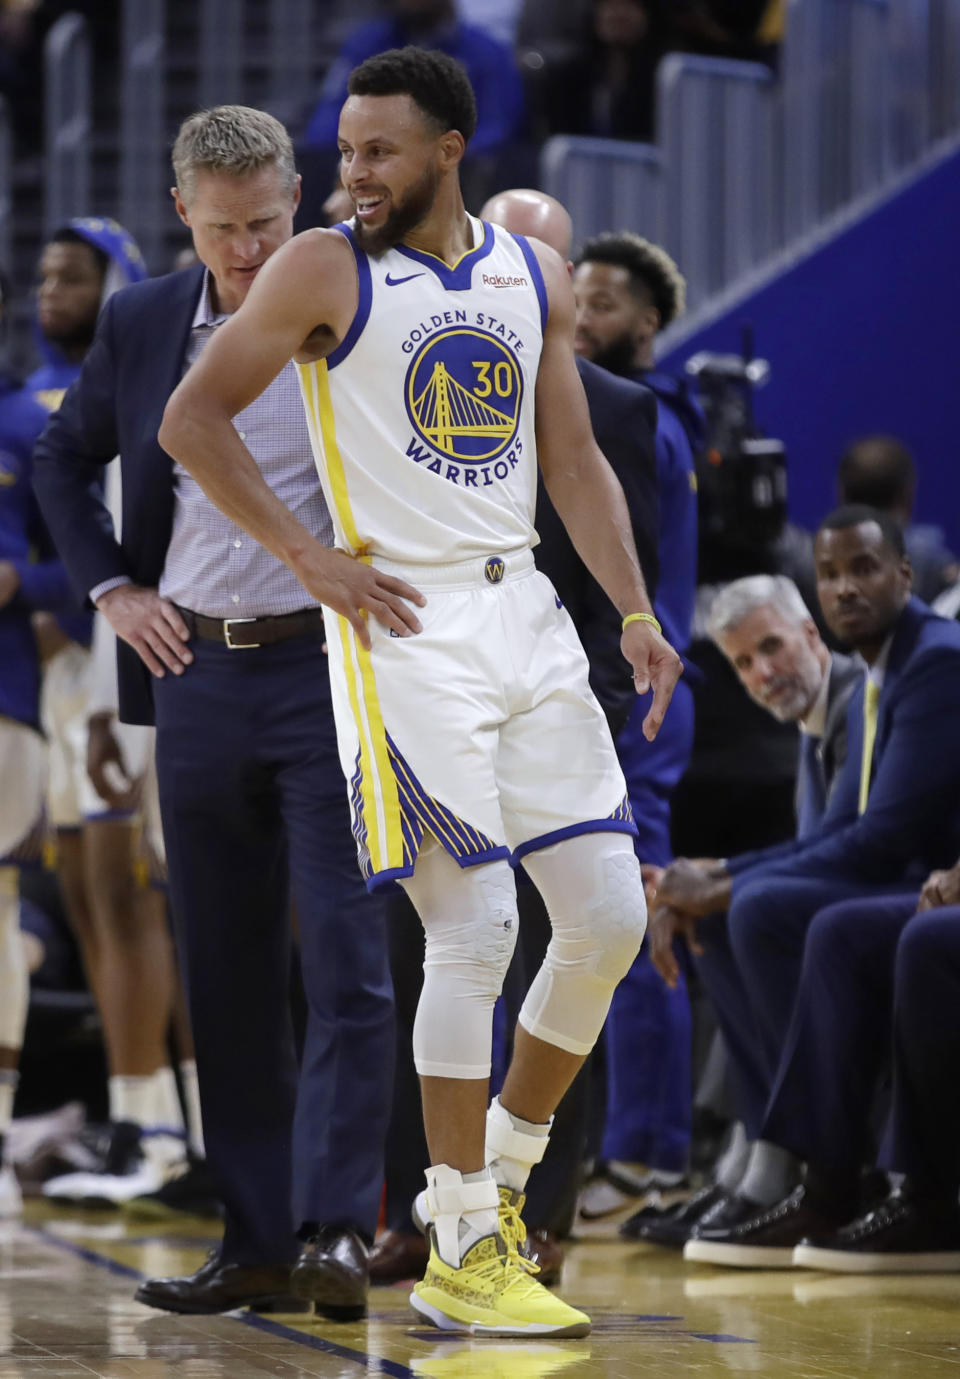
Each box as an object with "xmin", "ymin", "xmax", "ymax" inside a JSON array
[{"xmin": 622, "ymin": 612, "xmax": 662, "ymax": 634}]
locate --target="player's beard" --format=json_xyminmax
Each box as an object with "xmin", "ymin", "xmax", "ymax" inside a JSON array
[
  {"xmin": 40, "ymin": 316, "xmax": 98, "ymax": 356},
  {"xmin": 352, "ymin": 163, "xmax": 442, "ymax": 256},
  {"xmin": 591, "ymin": 332, "xmax": 641, "ymax": 380}
]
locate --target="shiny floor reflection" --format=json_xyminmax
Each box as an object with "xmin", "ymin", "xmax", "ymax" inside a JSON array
[{"xmin": 1, "ymin": 1203, "xmax": 959, "ymax": 1376}]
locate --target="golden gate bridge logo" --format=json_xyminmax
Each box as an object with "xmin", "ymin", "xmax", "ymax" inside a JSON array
[{"xmin": 405, "ymin": 327, "xmax": 522, "ymax": 463}]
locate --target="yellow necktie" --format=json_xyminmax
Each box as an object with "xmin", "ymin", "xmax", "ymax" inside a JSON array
[{"xmin": 858, "ymin": 678, "xmax": 881, "ymax": 814}]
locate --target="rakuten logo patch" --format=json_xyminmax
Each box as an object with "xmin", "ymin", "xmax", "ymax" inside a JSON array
[{"xmin": 482, "ymin": 273, "xmax": 528, "ymax": 288}]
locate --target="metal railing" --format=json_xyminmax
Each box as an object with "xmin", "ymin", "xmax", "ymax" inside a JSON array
[
  {"xmin": 659, "ymin": 56, "xmax": 776, "ymax": 308},
  {"xmin": 200, "ymin": 0, "xmax": 243, "ymax": 108},
  {"xmin": 44, "ymin": 12, "xmax": 91, "ymax": 237},
  {"xmin": 781, "ymin": 0, "xmax": 890, "ymax": 238},
  {"xmin": 268, "ymin": 0, "xmax": 314, "ymax": 127},
  {"xmin": 540, "ymin": 136, "xmax": 664, "ymax": 250},
  {"xmin": 930, "ymin": 0, "xmax": 960, "ymax": 136},
  {"xmin": 541, "ymin": 0, "xmax": 960, "ymax": 315},
  {"xmin": 120, "ymin": 0, "xmax": 166, "ymax": 272}
]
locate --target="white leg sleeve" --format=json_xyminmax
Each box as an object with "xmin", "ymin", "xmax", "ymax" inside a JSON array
[
  {"xmin": 0, "ymin": 868, "xmax": 28, "ymax": 1052},
  {"xmin": 402, "ymin": 841, "xmax": 519, "ymax": 1079},
  {"xmin": 518, "ymin": 833, "xmax": 646, "ymax": 1056}
]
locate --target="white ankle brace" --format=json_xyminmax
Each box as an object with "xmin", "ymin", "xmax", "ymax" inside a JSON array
[{"xmin": 424, "ymin": 1163, "xmax": 500, "ymax": 1266}]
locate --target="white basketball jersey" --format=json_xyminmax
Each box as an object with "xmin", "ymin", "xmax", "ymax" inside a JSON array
[{"xmin": 297, "ymin": 216, "xmax": 547, "ymax": 565}]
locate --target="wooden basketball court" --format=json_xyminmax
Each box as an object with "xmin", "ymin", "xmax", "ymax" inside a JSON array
[{"xmin": 2, "ymin": 1201, "xmax": 959, "ymax": 1377}]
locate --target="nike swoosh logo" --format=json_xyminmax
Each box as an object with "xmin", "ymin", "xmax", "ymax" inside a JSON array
[{"xmin": 385, "ymin": 272, "xmax": 425, "ymax": 286}]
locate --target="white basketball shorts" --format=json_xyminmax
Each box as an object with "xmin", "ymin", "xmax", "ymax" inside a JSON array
[
  {"xmin": 324, "ymin": 547, "xmax": 636, "ymax": 891},
  {"xmin": 41, "ymin": 643, "xmax": 152, "ymax": 828},
  {"xmin": 0, "ymin": 716, "xmax": 47, "ymax": 863}
]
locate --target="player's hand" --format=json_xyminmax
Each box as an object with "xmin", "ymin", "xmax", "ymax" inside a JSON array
[
  {"xmin": 917, "ymin": 865, "xmax": 960, "ymax": 911},
  {"xmin": 32, "ymin": 612, "xmax": 72, "ymax": 664},
  {"xmin": 656, "ymin": 857, "xmax": 732, "ymax": 918},
  {"xmin": 294, "ymin": 544, "xmax": 426, "ymax": 651},
  {"xmin": 640, "ymin": 863, "xmax": 665, "ymax": 907},
  {"xmin": 0, "ymin": 560, "xmax": 20, "ymax": 609},
  {"xmin": 96, "ymin": 584, "xmax": 193, "ymax": 678},
  {"xmin": 87, "ymin": 711, "xmax": 139, "ymax": 811},
  {"xmin": 622, "ymin": 620, "xmax": 682, "ymax": 741},
  {"xmin": 648, "ymin": 903, "xmax": 702, "ymax": 989}
]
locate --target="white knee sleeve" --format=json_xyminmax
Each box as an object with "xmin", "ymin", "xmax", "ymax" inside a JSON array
[
  {"xmin": 518, "ymin": 833, "xmax": 646, "ymax": 1056},
  {"xmin": 404, "ymin": 844, "xmax": 519, "ymax": 1079},
  {"xmin": 0, "ymin": 869, "xmax": 28, "ymax": 1051}
]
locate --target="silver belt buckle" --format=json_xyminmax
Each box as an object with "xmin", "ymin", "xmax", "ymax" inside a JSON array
[{"xmin": 223, "ymin": 617, "xmax": 260, "ymax": 649}]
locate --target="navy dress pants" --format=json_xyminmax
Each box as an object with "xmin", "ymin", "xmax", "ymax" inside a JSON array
[
  {"xmin": 761, "ymin": 892, "xmax": 918, "ymax": 1179},
  {"xmin": 696, "ymin": 874, "xmax": 904, "ymax": 1138},
  {"xmin": 888, "ymin": 907, "xmax": 960, "ymax": 1194},
  {"xmin": 154, "ymin": 634, "xmax": 393, "ymax": 1266},
  {"xmin": 602, "ymin": 679, "xmax": 694, "ymax": 1171}
]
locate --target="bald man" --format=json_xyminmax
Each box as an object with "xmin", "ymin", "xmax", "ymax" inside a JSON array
[{"xmin": 369, "ymin": 189, "xmax": 662, "ymax": 1287}]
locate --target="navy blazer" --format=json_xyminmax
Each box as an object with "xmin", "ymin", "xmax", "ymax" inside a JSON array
[
  {"xmin": 534, "ymin": 355, "xmax": 659, "ymax": 738},
  {"xmin": 793, "ymin": 650, "xmax": 860, "ymax": 833},
  {"xmin": 32, "ymin": 265, "xmax": 207, "ymax": 725},
  {"xmin": 730, "ymin": 598, "xmax": 960, "ymax": 891}
]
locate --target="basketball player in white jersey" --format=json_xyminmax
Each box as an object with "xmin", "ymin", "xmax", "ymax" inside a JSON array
[{"xmin": 159, "ymin": 48, "xmax": 681, "ymax": 1337}]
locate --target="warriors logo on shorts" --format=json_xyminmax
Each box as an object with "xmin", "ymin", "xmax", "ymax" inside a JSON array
[{"xmin": 405, "ymin": 327, "xmax": 523, "ymax": 465}]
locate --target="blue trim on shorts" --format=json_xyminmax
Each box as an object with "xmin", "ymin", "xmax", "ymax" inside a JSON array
[
  {"xmin": 326, "ymin": 224, "xmax": 372, "ymax": 369},
  {"xmin": 367, "ymin": 844, "xmax": 511, "ymax": 895},
  {"xmin": 511, "ymin": 233, "xmax": 548, "ymax": 333},
  {"xmin": 82, "ymin": 809, "xmax": 138, "ymax": 824},
  {"xmin": 511, "ymin": 818, "xmax": 638, "ymax": 866}
]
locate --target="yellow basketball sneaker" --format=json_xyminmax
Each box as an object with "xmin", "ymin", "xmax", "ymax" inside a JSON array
[
  {"xmin": 496, "ymin": 1187, "xmax": 529, "ymax": 1255},
  {"xmin": 410, "ymin": 1231, "xmax": 591, "ymax": 1337}
]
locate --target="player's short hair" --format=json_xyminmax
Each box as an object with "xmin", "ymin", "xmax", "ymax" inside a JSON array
[
  {"xmin": 817, "ymin": 504, "xmax": 907, "ymax": 559},
  {"xmin": 172, "ymin": 105, "xmax": 297, "ymax": 205},
  {"xmin": 347, "ymin": 46, "xmax": 478, "ymax": 147},
  {"xmin": 706, "ymin": 575, "xmax": 813, "ymax": 645},
  {"xmin": 837, "ymin": 435, "xmax": 916, "ymax": 511},
  {"xmin": 48, "ymin": 227, "xmax": 109, "ymax": 278},
  {"xmin": 576, "ymin": 232, "xmax": 686, "ymax": 329}
]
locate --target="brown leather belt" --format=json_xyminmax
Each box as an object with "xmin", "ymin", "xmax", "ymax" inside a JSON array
[{"xmin": 175, "ymin": 605, "xmax": 323, "ymax": 650}]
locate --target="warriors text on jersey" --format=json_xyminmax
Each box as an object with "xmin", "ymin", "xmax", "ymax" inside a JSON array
[{"xmin": 297, "ymin": 216, "xmax": 546, "ymax": 566}]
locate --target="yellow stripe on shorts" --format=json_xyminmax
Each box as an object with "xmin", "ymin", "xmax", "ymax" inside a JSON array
[
  {"xmin": 337, "ymin": 616, "xmax": 404, "ymax": 876},
  {"xmin": 297, "ymin": 359, "xmax": 363, "ymax": 556}
]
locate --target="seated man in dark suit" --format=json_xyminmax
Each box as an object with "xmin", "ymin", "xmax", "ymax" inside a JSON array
[
  {"xmin": 793, "ymin": 859, "xmax": 960, "ymax": 1273},
  {"xmin": 707, "ymin": 855, "xmax": 960, "ymax": 1272},
  {"xmin": 649, "ymin": 507, "xmax": 960, "ymax": 1252},
  {"xmin": 627, "ymin": 570, "xmax": 858, "ymax": 1242}
]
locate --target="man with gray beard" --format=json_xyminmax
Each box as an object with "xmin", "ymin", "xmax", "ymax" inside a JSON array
[{"xmin": 622, "ymin": 573, "xmax": 859, "ymax": 1244}]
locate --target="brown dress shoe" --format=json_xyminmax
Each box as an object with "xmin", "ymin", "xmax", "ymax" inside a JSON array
[
  {"xmin": 290, "ymin": 1224, "xmax": 368, "ymax": 1319},
  {"xmin": 368, "ymin": 1229, "xmax": 429, "ymax": 1283},
  {"xmin": 134, "ymin": 1252, "xmax": 308, "ymax": 1315},
  {"xmin": 524, "ymin": 1228, "xmax": 564, "ymax": 1287}
]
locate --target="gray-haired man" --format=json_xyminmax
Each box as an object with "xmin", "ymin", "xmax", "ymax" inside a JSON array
[
  {"xmin": 625, "ymin": 574, "xmax": 860, "ymax": 1245},
  {"xmin": 34, "ymin": 105, "xmax": 392, "ymax": 1318}
]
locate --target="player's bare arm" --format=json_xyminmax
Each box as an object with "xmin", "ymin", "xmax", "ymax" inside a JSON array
[
  {"xmin": 530, "ymin": 239, "xmax": 681, "ymax": 739},
  {"xmin": 158, "ymin": 229, "xmax": 426, "ymax": 648}
]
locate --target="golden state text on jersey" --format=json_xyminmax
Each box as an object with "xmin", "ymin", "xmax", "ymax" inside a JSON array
[{"xmin": 297, "ymin": 217, "xmax": 548, "ymax": 567}]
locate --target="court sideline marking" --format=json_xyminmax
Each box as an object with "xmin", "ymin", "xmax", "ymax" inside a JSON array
[{"xmin": 22, "ymin": 1225, "xmax": 415, "ymax": 1378}]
